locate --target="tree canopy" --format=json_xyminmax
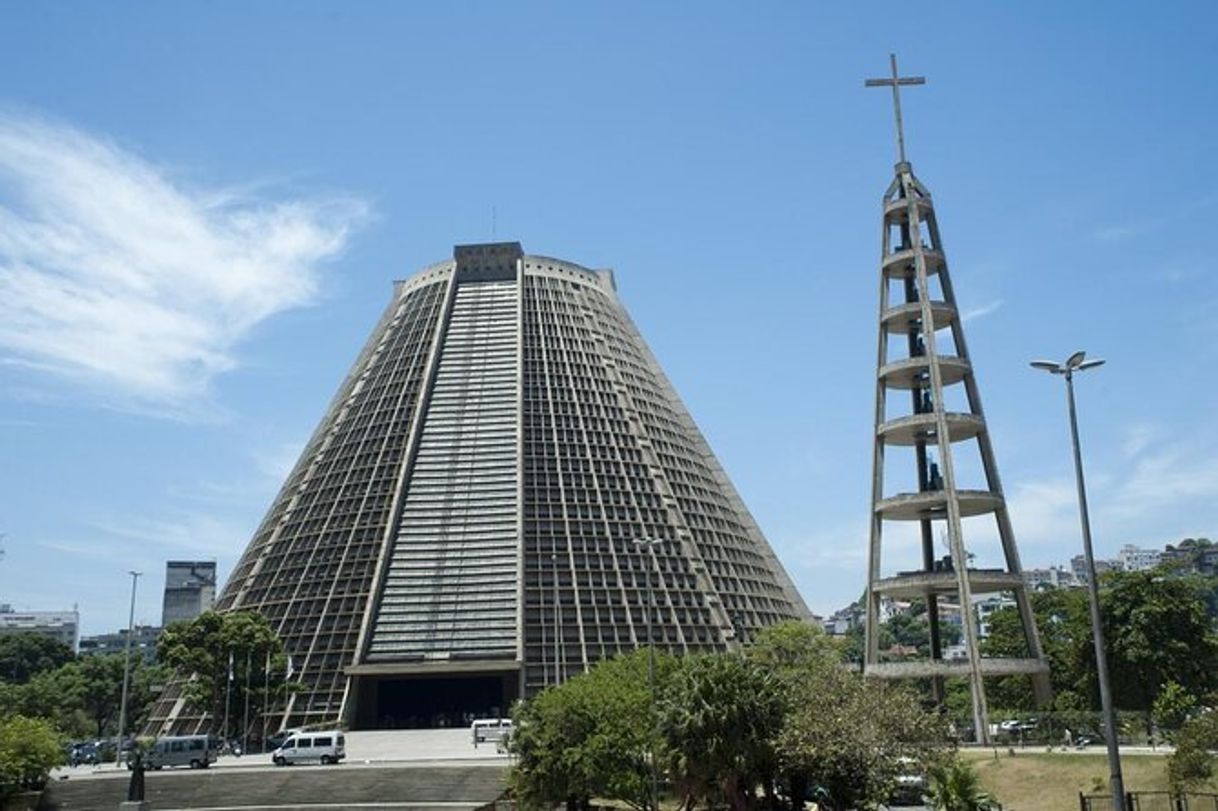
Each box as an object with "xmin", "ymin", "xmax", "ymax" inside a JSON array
[
  {"xmin": 984, "ymin": 570, "xmax": 1218, "ymax": 714},
  {"xmin": 158, "ymin": 610, "xmax": 290, "ymax": 739},
  {"xmin": 1168, "ymin": 711, "xmax": 1218, "ymax": 789},
  {"xmin": 0, "ymin": 634, "xmax": 74, "ymax": 685},
  {"xmin": 0, "ymin": 715, "xmax": 63, "ymax": 798},
  {"xmin": 763, "ymin": 623, "xmax": 948, "ymax": 811},
  {"xmin": 509, "ymin": 648, "xmax": 676, "ymax": 810},
  {"xmin": 660, "ymin": 653, "xmax": 784, "ymax": 811},
  {"xmin": 1103, "ymin": 570, "xmax": 1218, "ymax": 712},
  {"xmin": 508, "ymin": 621, "xmax": 950, "ymax": 811}
]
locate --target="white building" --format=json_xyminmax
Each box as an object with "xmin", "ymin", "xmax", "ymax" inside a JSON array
[
  {"xmin": 942, "ymin": 643, "xmax": 969, "ymax": 662},
  {"xmin": 1072, "ymin": 554, "xmax": 1117, "ymax": 584},
  {"xmin": 878, "ymin": 596, "xmax": 913, "ymax": 624},
  {"xmin": 973, "ymin": 595, "xmax": 1015, "ymax": 638},
  {"xmin": 1116, "ymin": 544, "xmax": 1163, "ymax": 572},
  {"xmin": 1024, "ymin": 565, "xmax": 1079, "ymax": 590},
  {"xmin": 0, "ymin": 604, "xmax": 80, "ymax": 652},
  {"xmin": 821, "ymin": 607, "xmax": 860, "ymax": 636}
]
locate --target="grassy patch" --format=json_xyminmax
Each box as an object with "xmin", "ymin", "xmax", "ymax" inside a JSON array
[{"xmin": 961, "ymin": 749, "xmax": 1206, "ymax": 811}]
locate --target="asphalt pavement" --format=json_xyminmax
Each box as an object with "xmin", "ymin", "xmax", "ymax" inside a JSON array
[{"xmin": 52, "ymin": 729, "xmax": 509, "ymax": 783}]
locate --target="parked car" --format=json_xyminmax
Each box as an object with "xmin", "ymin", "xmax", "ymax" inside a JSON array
[
  {"xmin": 889, "ymin": 757, "xmax": 927, "ymax": 806},
  {"xmin": 67, "ymin": 742, "xmax": 100, "ymax": 766},
  {"xmin": 470, "ymin": 718, "xmax": 512, "ymax": 748},
  {"xmin": 1073, "ymin": 732, "xmax": 1101, "ymax": 748},
  {"xmin": 139, "ymin": 735, "xmax": 215, "ymax": 770},
  {"xmin": 271, "ymin": 731, "xmax": 345, "ymax": 766},
  {"xmin": 264, "ymin": 728, "xmax": 303, "ymax": 752}
]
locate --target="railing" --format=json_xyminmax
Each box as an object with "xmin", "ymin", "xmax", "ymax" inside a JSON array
[{"xmin": 1080, "ymin": 792, "xmax": 1218, "ymax": 811}]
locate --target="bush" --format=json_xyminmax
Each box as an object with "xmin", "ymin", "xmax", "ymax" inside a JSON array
[
  {"xmin": 928, "ymin": 757, "xmax": 999, "ymax": 811},
  {"xmin": 509, "ymin": 650, "xmax": 674, "ymax": 810},
  {"xmin": 1168, "ymin": 712, "xmax": 1218, "ymax": 789},
  {"xmin": 0, "ymin": 716, "xmax": 63, "ymax": 798}
]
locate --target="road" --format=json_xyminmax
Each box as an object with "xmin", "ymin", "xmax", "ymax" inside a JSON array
[
  {"xmin": 45, "ymin": 730, "xmax": 511, "ymax": 809},
  {"xmin": 55, "ymin": 729, "xmax": 510, "ymax": 782}
]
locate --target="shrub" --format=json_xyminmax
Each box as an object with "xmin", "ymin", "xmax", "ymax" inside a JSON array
[
  {"xmin": 1168, "ymin": 712, "xmax": 1218, "ymax": 789},
  {"xmin": 0, "ymin": 715, "xmax": 63, "ymax": 798},
  {"xmin": 928, "ymin": 757, "xmax": 999, "ymax": 811}
]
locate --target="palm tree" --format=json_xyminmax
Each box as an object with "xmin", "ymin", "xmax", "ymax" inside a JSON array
[{"xmin": 928, "ymin": 758, "xmax": 999, "ymax": 811}]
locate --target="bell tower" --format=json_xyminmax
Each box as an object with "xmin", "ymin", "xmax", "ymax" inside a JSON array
[{"xmin": 864, "ymin": 55, "xmax": 1051, "ymax": 743}]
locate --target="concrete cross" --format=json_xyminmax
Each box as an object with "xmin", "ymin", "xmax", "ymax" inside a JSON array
[{"xmin": 865, "ymin": 53, "xmax": 926, "ymax": 164}]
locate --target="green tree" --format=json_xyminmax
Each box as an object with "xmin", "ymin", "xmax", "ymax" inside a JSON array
[
  {"xmin": 985, "ymin": 573, "xmax": 1218, "ymax": 716},
  {"xmin": 840, "ymin": 624, "xmax": 866, "ymax": 664},
  {"xmin": 743, "ymin": 622, "xmax": 948, "ymax": 810},
  {"xmin": 157, "ymin": 610, "xmax": 288, "ymax": 738},
  {"xmin": 49, "ymin": 655, "xmax": 167, "ymax": 739},
  {"xmin": 1168, "ymin": 711, "xmax": 1218, "ymax": 789},
  {"xmin": 775, "ymin": 664, "xmax": 947, "ymax": 811},
  {"xmin": 129, "ymin": 662, "xmax": 170, "ymax": 735},
  {"xmin": 508, "ymin": 649, "xmax": 676, "ymax": 810},
  {"xmin": 1103, "ymin": 571, "xmax": 1218, "ymax": 713},
  {"xmin": 745, "ymin": 620, "xmax": 842, "ymax": 677},
  {"xmin": 0, "ymin": 667, "xmax": 89, "ymax": 738},
  {"xmin": 984, "ymin": 586, "xmax": 1091, "ymax": 711},
  {"xmin": 1152, "ymin": 681, "xmax": 1197, "ymax": 742},
  {"xmin": 884, "ymin": 613, "xmax": 930, "ymax": 652},
  {"xmin": 0, "ymin": 715, "xmax": 63, "ymax": 799},
  {"xmin": 0, "ymin": 634, "xmax": 74, "ymax": 684},
  {"xmin": 62, "ymin": 655, "xmax": 124, "ymax": 738},
  {"xmin": 659, "ymin": 653, "xmax": 784, "ymax": 811},
  {"xmin": 927, "ymin": 757, "xmax": 998, "ymax": 811}
]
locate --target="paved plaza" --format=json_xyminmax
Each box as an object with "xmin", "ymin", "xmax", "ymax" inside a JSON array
[{"xmin": 45, "ymin": 732, "xmax": 509, "ymax": 810}]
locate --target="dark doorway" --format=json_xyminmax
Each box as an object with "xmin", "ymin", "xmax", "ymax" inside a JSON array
[{"xmin": 354, "ymin": 672, "xmax": 518, "ymax": 730}]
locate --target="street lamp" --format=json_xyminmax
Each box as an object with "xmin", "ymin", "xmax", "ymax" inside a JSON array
[
  {"xmin": 1031, "ymin": 351, "xmax": 1124, "ymax": 811},
  {"xmin": 633, "ymin": 537, "xmax": 663, "ymax": 811},
  {"xmin": 115, "ymin": 570, "xmax": 141, "ymax": 768}
]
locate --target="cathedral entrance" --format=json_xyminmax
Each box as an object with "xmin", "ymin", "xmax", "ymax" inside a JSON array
[{"xmin": 351, "ymin": 670, "xmax": 520, "ymax": 730}]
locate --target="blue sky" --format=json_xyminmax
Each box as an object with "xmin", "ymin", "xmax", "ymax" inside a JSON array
[{"xmin": 1, "ymin": 3, "xmax": 1216, "ymax": 635}]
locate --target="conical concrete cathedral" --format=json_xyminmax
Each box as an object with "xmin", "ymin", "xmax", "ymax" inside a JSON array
[{"xmin": 149, "ymin": 242, "xmax": 809, "ymax": 734}]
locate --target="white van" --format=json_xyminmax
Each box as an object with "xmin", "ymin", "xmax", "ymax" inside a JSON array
[
  {"xmin": 470, "ymin": 718, "xmax": 512, "ymax": 749},
  {"xmin": 141, "ymin": 735, "xmax": 215, "ymax": 770},
  {"xmin": 271, "ymin": 730, "xmax": 345, "ymax": 766}
]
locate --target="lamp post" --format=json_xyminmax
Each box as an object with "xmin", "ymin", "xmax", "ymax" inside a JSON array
[
  {"xmin": 116, "ymin": 570, "xmax": 141, "ymax": 768},
  {"xmin": 633, "ymin": 537, "xmax": 663, "ymax": 811},
  {"xmin": 1031, "ymin": 351, "xmax": 1124, "ymax": 811}
]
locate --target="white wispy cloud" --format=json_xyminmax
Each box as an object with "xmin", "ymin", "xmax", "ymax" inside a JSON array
[
  {"xmin": 1004, "ymin": 477, "xmax": 1079, "ymax": 554},
  {"xmin": 960, "ymin": 299, "xmax": 1004, "ymax": 323},
  {"xmin": 1120, "ymin": 423, "xmax": 1159, "ymax": 458},
  {"xmin": 0, "ymin": 112, "xmax": 369, "ymax": 415},
  {"xmin": 1005, "ymin": 434, "xmax": 1218, "ymax": 565},
  {"xmin": 1089, "ymin": 192, "xmax": 1218, "ymax": 244},
  {"xmin": 1106, "ymin": 444, "xmax": 1218, "ymax": 522},
  {"xmin": 35, "ymin": 538, "xmax": 128, "ymax": 562},
  {"xmin": 86, "ymin": 509, "xmax": 251, "ymax": 559},
  {"xmin": 1090, "ymin": 222, "xmax": 1153, "ymax": 243},
  {"xmin": 254, "ymin": 439, "xmax": 307, "ymax": 482}
]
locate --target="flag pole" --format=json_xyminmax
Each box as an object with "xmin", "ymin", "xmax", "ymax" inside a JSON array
[
  {"xmin": 262, "ymin": 650, "xmax": 271, "ymax": 752},
  {"xmin": 222, "ymin": 649, "xmax": 233, "ymax": 745},
  {"xmin": 242, "ymin": 648, "xmax": 251, "ymax": 754}
]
